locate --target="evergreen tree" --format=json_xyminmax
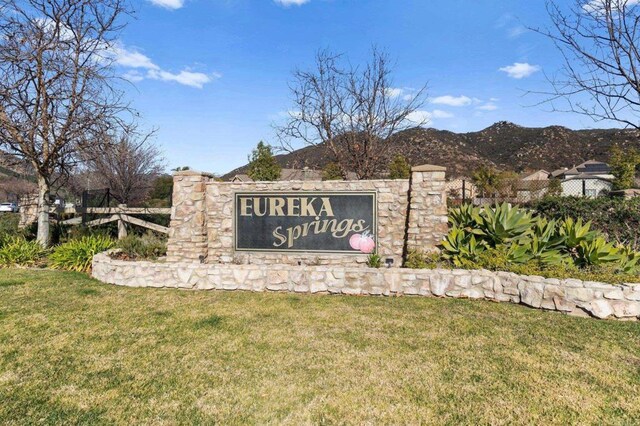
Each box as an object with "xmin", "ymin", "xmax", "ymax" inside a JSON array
[
  {"xmin": 610, "ymin": 145, "xmax": 640, "ymax": 190},
  {"xmin": 323, "ymin": 162, "xmax": 343, "ymax": 180},
  {"xmin": 247, "ymin": 142, "xmax": 281, "ymax": 181},
  {"xmin": 546, "ymin": 178, "xmax": 563, "ymax": 197},
  {"xmin": 388, "ymin": 155, "xmax": 411, "ymax": 179}
]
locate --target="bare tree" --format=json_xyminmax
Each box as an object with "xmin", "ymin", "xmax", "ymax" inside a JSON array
[
  {"xmin": 538, "ymin": 0, "xmax": 640, "ymax": 128},
  {"xmin": 85, "ymin": 128, "xmax": 165, "ymax": 205},
  {"xmin": 0, "ymin": 0, "xmax": 131, "ymax": 245},
  {"xmin": 276, "ymin": 48, "xmax": 427, "ymax": 179}
]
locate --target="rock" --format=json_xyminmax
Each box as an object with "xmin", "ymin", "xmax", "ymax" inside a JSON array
[
  {"xmin": 611, "ymin": 301, "xmax": 640, "ymax": 318},
  {"xmin": 460, "ymin": 288, "xmax": 483, "ymax": 299},
  {"xmin": 430, "ymin": 274, "xmax": 452, "ymax": 296},
  {"xmin": 586, "ymin": 300, "xmax": 614, "ymax": 319},
  {"xmin": 603, "ymin": 289, "xmax": 624, "ymax": 300},
  {"xmin": 566, "ymin": 287, "xmax": 594, "ymax": 303},
  {"xmin": 520, "ymin": 283, "xmax": 544, "ymax": 308},
  {"xmin": 310, "ymin": 281, "xmax": 328, "ymax": 293},
  {"xmin": 625, "ymin": 291, "xmax": 640, "ymax": 301},
  {"xmin": 553, "ymin": 296, "xmax": 575, "ymax": 312},
  {"xmin": 176, "ymin": 268, "xmax": 193, "ymax": 285}
]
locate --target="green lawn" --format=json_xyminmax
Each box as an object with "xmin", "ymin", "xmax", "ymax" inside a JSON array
[{"xmin": 1, "ymin": 270, "xmax": 640, "ymax": 424}]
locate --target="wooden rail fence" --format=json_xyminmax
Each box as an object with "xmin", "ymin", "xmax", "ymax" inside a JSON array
[{"xmin": 61, "ymin": 204, "xmax": 171, "ymax": 239}]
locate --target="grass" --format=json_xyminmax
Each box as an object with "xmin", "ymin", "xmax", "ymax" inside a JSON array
[{"xmin": 0, "ymin": 270, "xmax": 640, "ymax": 424}]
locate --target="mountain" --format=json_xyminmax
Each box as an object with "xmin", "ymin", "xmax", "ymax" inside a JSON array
[{"xmin": 224, "ymin": 121, "xmax": 640, "ymax": 179}]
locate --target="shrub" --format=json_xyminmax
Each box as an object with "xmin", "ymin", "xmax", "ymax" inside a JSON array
[
  {"xmin": 388, "ymin": 155, "xmax": 411, "ymax": 179},
  {"xmin": 530, "ymin": 196, "xmax": 640, "ymax": 250},
  {"xmin": 366, "ymin": 253, "xmax": 382, "ymax": 268},
  {"xmin": 116, "ymin": 233, "xmax": 167, "ymax": 260},
  {"xmin": 322, "ymin": 162, "xmax": 344, "ymax": 181},
  {"xmin": 437, "ymin": 203, "xmax": 640, "ymax": 283},
  {"xmin": 0, "ymin": 213, "xmax": 19, "ymax": 235},
  {"xmin": 49, "ymin": 235, "xmax": 115, "ymax": 272},
  {"xmin": 0, "ymin": 237, "xmax": 48, "ymax": 267},
  {"xmin": 404, "ymin": 250, "xmax": 443, "ymax": 269}
]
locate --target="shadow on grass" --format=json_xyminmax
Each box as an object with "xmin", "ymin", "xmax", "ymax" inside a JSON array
[
  {"xmin": 76, "ymin": 287, "xmax": 100, "ymax": 296},
  {"xmin": 0, "ymin": 279, "xmax": 24, "ymax": 288},
  {"xmin": 195, "ymin": 314, "xmax": 224, "ymax": 329}
]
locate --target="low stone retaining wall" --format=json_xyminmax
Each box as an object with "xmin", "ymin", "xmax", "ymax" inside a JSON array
[{"xmin": 92, "ymin": 252, "xmax": 640, "ymax": 321}]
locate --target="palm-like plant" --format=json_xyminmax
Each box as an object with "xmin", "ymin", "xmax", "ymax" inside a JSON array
[
  {"xmin": 475, "ymin": 203, "xmax": 535, "ymax": 246},
  {"xmin": 441, "ymin": 227, "xmax": 487, "ymax": 266}
]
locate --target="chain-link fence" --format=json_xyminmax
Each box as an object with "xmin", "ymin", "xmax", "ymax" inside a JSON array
[
  {"xmin": 81, "ymin": 188, "xmax": 117, "ymax": 224},
  {"xmin": 446, "ymin": 178, "xmax": 612, "ymax": 206}
]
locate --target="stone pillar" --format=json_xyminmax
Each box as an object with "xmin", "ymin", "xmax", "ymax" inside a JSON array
[
  {"xmin": 166, "ymin": 170, "xmax": 213, "ymax": 263},
  {"xmin": 18, "ymin": 194, "xmax": 38, "ymax": 229},
  {"xmin": 405, "ymin": 164, "xmax": 448, "ymax": 256}
]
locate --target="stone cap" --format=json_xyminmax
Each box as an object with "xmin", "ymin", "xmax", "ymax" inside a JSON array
[
  {"xmin": 173, "ymin": 170, "xmax": 218, "ymax": 178},
  {"xmin": 411, "ymin": 164, "xmax": 447, "ymax": 172}
]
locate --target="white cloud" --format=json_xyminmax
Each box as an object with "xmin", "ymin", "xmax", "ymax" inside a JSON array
[
  {"xmin": 275, "ymin": 0, "xmax": 310, "ymax": 6},
  {"xmin": 583, "ymin": 0, "xmax": 640, "ymax": 14},
  {"xmin": 477, "ymin": 103, "xmax": 498, "ymax": 111},
  {"xmin": 406, "ymin": 110, "xmax": 432, "ymax": 125},
  {"xmin": 147, "ymin": 69, "xmax": 218, "ymax": 89},
  {"xmin": 406, "ymin": 109, "xmax": 454, "ymax": 126},
  {"xmin": 431, "ymin": 110, "xmax": 454, "ymax": 118},
  {"xmin": 499, "ymin": 62, "xmax": 540, "ymax": 79},
  {"xmin": 508, "ymin": 26, "xmax": 527, "ymax": 38},
  {"xmin": 123, "ymin": 70, "xmax": 145, "ymax": 82},
  {"xmin": 148, "ymin": 0, "xmax": 185, "ymax": 10},
  {"xmin": 386, "ymin": 88, "xmax": 404, "ymax": 98},
  {"xmin": 112, "ymin": 46, "xmax": 159, "ymax": 70},
  {"xmin": 430, "ymin": 95, "xmax": 473, "ymax": 107},
  {"xmin": 112, "ymin": 44, "xmax": 217, "ymax": 89}
]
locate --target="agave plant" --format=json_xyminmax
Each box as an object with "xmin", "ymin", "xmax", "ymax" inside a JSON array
[
  {"xmin": 475, "ymin": 203, "xmax": 534, "ymax": 246},
  {"xmin": 617, "ymin": 246, "xmax": 640, "ymax": 274},
  {"xmin": 441, "ymin": 227, "xmax": 487, "ymax": 266},
  {"xmin": 448, "ymin": 203, "xmax": 482, "ymax": 231},
  {"xmin": 525, "ymin": 217, "xmax": 567, "ymax": 265},
  {"xmin": 560, "ymin": 217, "xmax": 597, "ymax": 251},
  {"xmin": 575, "ymin": 237, "xmax": 622, "ymax": 267}
]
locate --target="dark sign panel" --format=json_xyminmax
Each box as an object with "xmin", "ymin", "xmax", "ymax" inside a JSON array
[{"xmin": 234, "ymin": 192, "xmax": 377, "ymax": 253}]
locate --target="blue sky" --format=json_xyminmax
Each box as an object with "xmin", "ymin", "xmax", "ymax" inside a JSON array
[{"xmin": 116, "ymin": 0, "xmax": 601, "ymax": 174}]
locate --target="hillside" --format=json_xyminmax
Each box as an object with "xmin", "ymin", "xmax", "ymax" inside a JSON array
[{"xmin": 224, "ymin": 122, "xmax": 640, "ymax": 179}]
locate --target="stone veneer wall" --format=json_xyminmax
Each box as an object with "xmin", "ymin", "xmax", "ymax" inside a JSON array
[
  {"xmin": 206, "ymin": 179, "xmax": 409, "ymax": 266},
  {"xmin": 93, "ymin": 252, "xmax": 640, "ymax": 321},
  {"xmin": 166, "ymin": 165, "xmax": 448, "ymax": 266}
]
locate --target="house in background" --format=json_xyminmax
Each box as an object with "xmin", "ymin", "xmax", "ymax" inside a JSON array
[
  {"xmin": 445, "ymin": 178, "xmax": 477, "ymax": 202},
  {"xmin": 550, "ymin": 160, "xmax": 614, "ymax": 198},
  {"xmin": 522, "ymin": 170, "xmax": 551, "ymax": 181}
]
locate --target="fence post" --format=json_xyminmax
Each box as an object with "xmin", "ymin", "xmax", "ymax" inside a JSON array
[
  {"xmin": 582, "ymin": 180, "xmax": 587, "ymax": 197},
  {"xmin": 462, "ymin": 179, "xmax": 467, "ymax": 203},
  {"xmin": 81, "ymin": 190, "xmax": 88, "ymax": 224},
  {"xmin": 117, "ymin": 204, "xmax": 128, "ymax": 240}
]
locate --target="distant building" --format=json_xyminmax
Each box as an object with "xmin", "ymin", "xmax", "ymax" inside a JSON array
[
  {"xmin": 445, "ymin": 178, "xmax": 477, "ymax": 201},
  {"xmin": 521, "ymin": 170, "xmax": 550, "ymax": 181},
  {"xmin": 550, "ymin": 160, "xmax": 614, "ymax": 198}
]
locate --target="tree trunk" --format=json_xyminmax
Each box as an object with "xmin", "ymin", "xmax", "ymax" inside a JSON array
[{"xmin": 36, "ymin": 175, "xmax": 50, "ymax": 247}]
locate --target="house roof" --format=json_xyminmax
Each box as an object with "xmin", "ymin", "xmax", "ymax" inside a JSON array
[
  {"xmin": 562, "ymin": 174, "xmax": 613, "ymax": 181},
  {"xmin": 521, "ymin": 170, "xmax": 550, "ymax": 181},
  {"xmin": 551, "ymin": 160, "xmax": 612, "ymax": 178},
  {"xmin": 231, "ymin": 174, "xmax": 252, "ymax": 182}
]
